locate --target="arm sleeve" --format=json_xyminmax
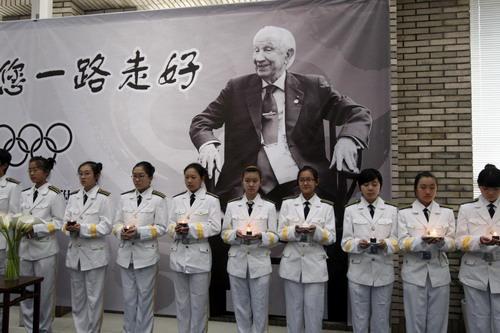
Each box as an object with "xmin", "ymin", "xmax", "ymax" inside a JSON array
[
  {"xmin": 312, "ymin": 205, "xmax": 335, "ymax": 245},
  {"xmin": 33, "ymin": 193, "xmax": 65, "ymax": 237},
  {"xmin": 79, "ymin": 196, "xmax": 113, "ymax": 238},
  {"xmin": 137, "ymin": 197, "xmax": 168, "ymax": 240},
  {"xmin": 341, "ymin": 208, "xmax": 364, "ymax": 254},
  {"xmin": 261, "ymin": 204, "xmax": 279, "ymax": 247}
]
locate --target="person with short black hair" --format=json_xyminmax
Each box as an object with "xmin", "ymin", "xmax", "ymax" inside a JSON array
[
  {"xmin": 167, "ymin": 163, "xmax": 222, "ymax": 333},
  {"xmin": 398, "ymin": 171, "xmax": 456, "ymax": 333},
  {"xmin": 278, "ymin": 166, "xmax": 335, "ymax": 333},
  {"xmin": 20, "ymin": 156, "xmax": 65, "ymax": 333},
  {"xmin": 113, "ymin": 161, "xmax": 167, "ymax": 333},
  {"xmin": 341, "ymin": 168, "xmax": 398, "ymax": 333},
  {"xmin": 222, "ymin": 165, "xmax": 278, "ymax": 333},
  {"xmin": 63, "ymin": 161, "xmax": 112, "ymax": 333},
  {"xmin": 457, "ymin": 164, "xmax": 500, "ymax": 332}
]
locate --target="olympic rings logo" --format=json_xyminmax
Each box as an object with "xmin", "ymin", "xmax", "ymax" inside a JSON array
[{"xmin": 0, "ymin": 123, "xmax": 73, "ymax": 167}]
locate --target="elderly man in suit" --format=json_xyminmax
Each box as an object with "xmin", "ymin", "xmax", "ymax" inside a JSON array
[{"xmin": 190, "ymin": 26, "xmax": 372, "ymax": 208}]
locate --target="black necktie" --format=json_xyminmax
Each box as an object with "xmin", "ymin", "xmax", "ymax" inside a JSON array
[
  {"xmin": 368, "ymin": 204, "xmax": 375, "ymax": 218},
  {"xmin": 190, "ymin": 193, "xmax": 196, "ymax": 207},
  {"xmin": 489, "ymin": 203, "xmax": 496, "ymax": 218},
  {"xmin": 261, "ymin": 85, "xmax": 278, "ymax": 145},
  {"xmin": 83, "ymin": 193, "xmax": 88, "ymax": 205},
  {"xmin": 137, "ymin": 195, "xmax": 142, "ymax": 207},
  {"xmin": 423, "ymin": 208, "xmax": 430, "ymax": 222},
  {"xmin": 33, "ymin": 190, "xmax": 38, "ymax": 203},
  {"xmin": 247, "ymin": 202, "xmax": 254, "ymax": 216},
  {"xmin": 304, "ymin": 201, "xmax": 310, "ymax": 219}
]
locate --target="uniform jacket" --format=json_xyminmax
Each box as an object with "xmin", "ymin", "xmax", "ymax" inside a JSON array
[
  {"xmin": 456, "ymin": 196, "xmax": 500, "ymax": 293},
  {"xmin": 0, "ymin": 175, "xmax": 21, "ymax": 250},
  {"xmin": 167, "ymin": 187, "xmax": 222, "ymax": 274},
  {"xmin": 63, "ymin": 186, "xmax": 113, "ymax": 271},
  {"xmin": 221, "ymin": 194, "xmax": 278, "ymax": 279},
  {"xmin": 398, "ymin": 200, "xmax": 456, "ymax": 287},
  {"xmin": 341, "ymin": 197, "xmax": 398, "ymax": 287},
  {"xmin": 278, "ymin": 194, "xmax": 335, "ymax": 283},
  {"xmin": 113, "ymin": 187, "xmax": 168, "ymax": 269},
  {"xmin": 20, "ymin": 183, "xmax": 65, "ymax": 260},
  {"xmin": 189, "ymin": 72, "xmax": 372, "ymax": 203}
]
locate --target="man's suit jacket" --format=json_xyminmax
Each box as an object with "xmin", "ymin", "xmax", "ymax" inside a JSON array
[{"xmin": 190, "ymin": 72, "xmax": 372, "ymax": 204}]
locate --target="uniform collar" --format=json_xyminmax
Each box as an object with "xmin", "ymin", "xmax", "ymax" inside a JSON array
[
  {"xmin": 0, "ymin": 175, "xmax": 6, "ymax": 187},
  {"xmin": 299, "ymin": 193, "xmax": 319, "ymax": 205},
  {"xmin": 189, "ymin": 187, "xmax": 206, "ymax": 198},
  {"xmin": 262, "ymin": 70, "xmax": 286, "ymax": 91},
  {"xmin": 360, "ymin": 196, "xmax": 383, "ymax": 208},
  {"xmin": 136, "ymin": 186, "xmax": 153, "ymax": 199},
  {"xmin": 413, "ymin": 199, "xmax": 437, "ymax": 212},
  {"xmin": 33, "ymin": 182, "xmax": 50, "ymax": 195},
  {"xmin": 479, "ymin": 195, "xmax": 500, "ymax": 207},
  {"xmin": 83, "ymin": 185, "xmax": 99, "ymax": 199}
]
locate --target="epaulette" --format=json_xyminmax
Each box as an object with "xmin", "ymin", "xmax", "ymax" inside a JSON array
[
  {"xmin": 227, "ymin": 196, "xmax": 242, "ymax": 203},
  {"xmin": 173, "ymin": 191, "xmax": 187, "ymax": 198},
  {"xmin": 152, "ymin": 190, "xmax": 166, "ymax": 199},
  {"xmin": 399, "ymin": 205, "xmax": 412, "ymax": 210},
  {"xmin": 121, "ymin": 189, "xmax": 135, "ymax": 195},
  {"xmin": 70, "ymin": 190, "xmax": 79, "ymax": 195},
  {"xmin": 262, "ymin": 197, "xmax": 275, "ymax": 205},
  {"xmin": 97, "ymin": 188, "xmax": 111, "ymax": 196},
  {"xmin": 385, "ymin": 201, "xmax": 398, "ymax": 208},
  {"xmin": 345, "ymin": 200, "xmax": 360, "ymax": 208},
  {"xmin": 6, "ymin": 177, "xmax": 20, "ymax": 185},
  {"xmin": 320, "ymin": 199, "xmax": 334, "ymax": 206},
  {"xmin": 440, "ymin": 204, "xmax": 454, "ymax": 210},
  {"xmin": 22, "ymin": 187, "xmax": 31, "ymax": 192},
  {"xmin": 206, "ymin": 192, "xmax": 219, "ymax": 198},
  {"xmin": 462, "ymin": 198, "xmax": 479, "ymax": 205},
  {"xmin": 283, "ymin": 194, "xmax": 300, "ymax": 201},
  {"xmin": 48, "ymin": 185, "xmax": 61, "ymax": 194}
]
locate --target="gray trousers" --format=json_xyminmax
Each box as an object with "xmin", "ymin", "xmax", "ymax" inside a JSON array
[
  {"xmin": 173, "ymin": 271, "xmax": 210, "ymax": 333},
  {"xmin": 463, "ymin": 285, "xmax": 500, "ymax": 333},
  {"xmin": 403, "ymin": 278, "xmax": 449, "ymax": 333},
  {"xmin": 20, "ymin": 255, "xmax": 57, "ymax": 333},
  {"xmin": 348, "ymin": 280, "xmax": 393, "ymax": 333},
  {"xmin": 69, "ymin": 265, "xmax": 106, "ymax": 333},
  {"xmin": 121, "ymin": 264, "xmax": 158, "ymax": 333},
  {"xmin": 283, "ymin": 279, "xmax": 325, "ymax": 333},
  {"xmin": 229, "ymin": 273, "xmax": 270, "ymax": 333}
]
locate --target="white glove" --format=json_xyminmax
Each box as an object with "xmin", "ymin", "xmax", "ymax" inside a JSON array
[
  {"xmin": 329, "ymin": 137, "xmax": 359, "ymax": 173},
  {"xmin": 198, "ymin": 143, "xmax": 222, "ymax": 179}
]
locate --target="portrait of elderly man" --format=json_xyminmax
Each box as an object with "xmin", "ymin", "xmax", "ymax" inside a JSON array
[{"xmin": 190, "ymin": 25, "xmax": 372, "ymax": 207}]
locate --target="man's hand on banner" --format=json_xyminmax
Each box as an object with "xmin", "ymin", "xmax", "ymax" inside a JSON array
[
  {"xmin": 329, "ymin": 137, "xmax": 359, "ymax": 173},
  {"xmin": 198, "ymin": 143, "xmax": 222, "ymax": 179}
]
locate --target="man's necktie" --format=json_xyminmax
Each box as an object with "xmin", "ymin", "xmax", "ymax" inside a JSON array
[
  {"xmin": 261, "ymin": 85, "xmax": 278, "ymax": 145},
  {"xmin": 304, "ymin": 201, "xmax": 310, "ymax": 219},
  {"xmin": 33, "ymin": 190, "xmax": 38, "ymax": 203},
  {"xmin": 83, "ymin": 194, "xmax": 88, "ymax": 205},
  {"xmin": 423, "ymin": 208, "xmax": 430, "ymax": 222},
  {"xmin": 247, "ymin": 202, "xmax": 254, "ymax": 216},
  {"xmin": 190, "ymin": 193, "xmax": 196, "ymax": 207},
  {"xmin": 368, "ymin": 204, "xmax": 375, "ymax": 218},
  {"xmin": 137, "ymin": 195, "xmax": 142, "ymax": 207},
  {"xmin": 489, "ymin": 203, "xmax": 496, "ymax": 218}
]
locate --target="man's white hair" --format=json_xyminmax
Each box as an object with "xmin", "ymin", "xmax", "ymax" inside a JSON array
[{"xmin": 253, "ymin": 26, "xmax": 296, "ymax": 69}]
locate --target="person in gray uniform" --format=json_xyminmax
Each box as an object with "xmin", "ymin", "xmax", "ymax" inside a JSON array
[
  {"xmin": 63, "ymin": 161, "xmax": 112, "ymax": 333},
  {"xmin": 342, "ymin": 168, "xmax": 398, "ymax": 333},
  {"xmin": 114, "ymin": 161, "xmax": 167, "ymax": 333},
  {"xmin": 20, "ymin": 156, "xmax": 65, "ymax": 333},
  {"xmin": 167, "ymin": 163, "xmax": 222, "ymax": 333},
  {"xmin": 398, "ymin": 171, "xmax": 456, "ymax": 333},
  {"xmin": 278, "ymin": 166, "xmax": 335, "ymax": 333},
  {"xmin": 222, "ymin": 165, "xmax": 278, "ymax": 333}
]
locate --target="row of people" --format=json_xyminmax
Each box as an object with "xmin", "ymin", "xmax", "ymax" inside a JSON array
[{"xmin": 1, "ymin": 147, "xmax": 499, "ymax": 333}]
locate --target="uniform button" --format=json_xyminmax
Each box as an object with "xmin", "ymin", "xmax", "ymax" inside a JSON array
[
  {"xmin": 247, "ymin": 251, "xmax": 250, "ymax": 255},
  {"xmin": 131, "ymin": 242, "xmax": 135, "ymax": 245},
  {"xmin": 185, "ymin": 245, "xmax": 189, "ymax": 248},
  {"xmin": 371, "ymin": 227, "xmax": 375, "ymax": 231},
  {"xmin": 302, "ymin": 254, "xmax": 304, "ymax": 257},
  {"xmin": 489, "ymin": 263, "xmax": 492, "ymax": 266},
  {"xmin": 371, "ymin": 258, "xmax": 375, "ymax": 261}
]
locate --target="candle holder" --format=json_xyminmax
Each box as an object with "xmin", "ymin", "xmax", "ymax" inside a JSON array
[
  {"xmin": 493, "ymin": 234, "xmax": 499, "ymax": 241},
  {"xmin": 178, "ymin": 220, "xmax": 189, "ymax": 244},
  {"xmin": 369, "ymin": 237, "xmax": 378, "ymax": 254},
  {"xmin": 370, "ymin": 237, "xmax": 377, "ymax": 244}
]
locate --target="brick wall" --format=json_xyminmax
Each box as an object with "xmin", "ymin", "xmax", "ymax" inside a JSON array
[{"xmin": 393, "ymin": 0, "xmax": 472, "ymax": 331}]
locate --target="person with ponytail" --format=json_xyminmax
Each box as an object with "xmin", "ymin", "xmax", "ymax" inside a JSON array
[
  {"xmin": 20, "ymin": 156, "xmax": 65, "ymax": 333},
  {"xmin": 457, "ymin": 164, "xmax": 500, "ymax": 332},
  {"xmin": 113, "ymin": 161, "xmax": 167, "ymax": 333},
  {"xmin": 63, "ymin": 161, "xmax": 113, "ymax": 333}
]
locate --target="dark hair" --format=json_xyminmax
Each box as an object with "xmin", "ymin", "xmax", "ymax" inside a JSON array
[
  {"xmin": 78, "ymin": 161, "xmax": 103, "ymax": 178},
  {"xmin": 0, "ymin": 149, "xmax": 12, "ymax": 170},
  {"xmin": 477, "ymin": 164, "xmax": 500, "ymax": 188},
  {"xmin": 29, "ymin": 156, "xmax": 56, "ymax": 173},
  {"xmin": 242, "ymin": 165, "xmax": 262, "ymax": 179},
  {"xmin": 134, "ymin": 161, "xmax": 155, "ymax": 178},
  {"xmin": 357, "ymin": 168, "xmax": 383, "ymax": 189},
  {"xmin": 297, "ymin": 165, "xmax": 319, "ymax": 182},
  {"xmin": 414, "ymin": 171, "xmax": 437, "ymax": 191},
  {"xmin": 184, "ymin": 162, "xmax": 207, "ymax": 179}
]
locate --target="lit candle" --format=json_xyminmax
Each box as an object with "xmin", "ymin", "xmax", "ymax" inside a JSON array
[
  {"xmin": 246, "ymin": 225, "xmax": 253, "ymax": 236},
  {"xmin": 428, "ymin": 228, "xmax": 438, "ymax": 237}
]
